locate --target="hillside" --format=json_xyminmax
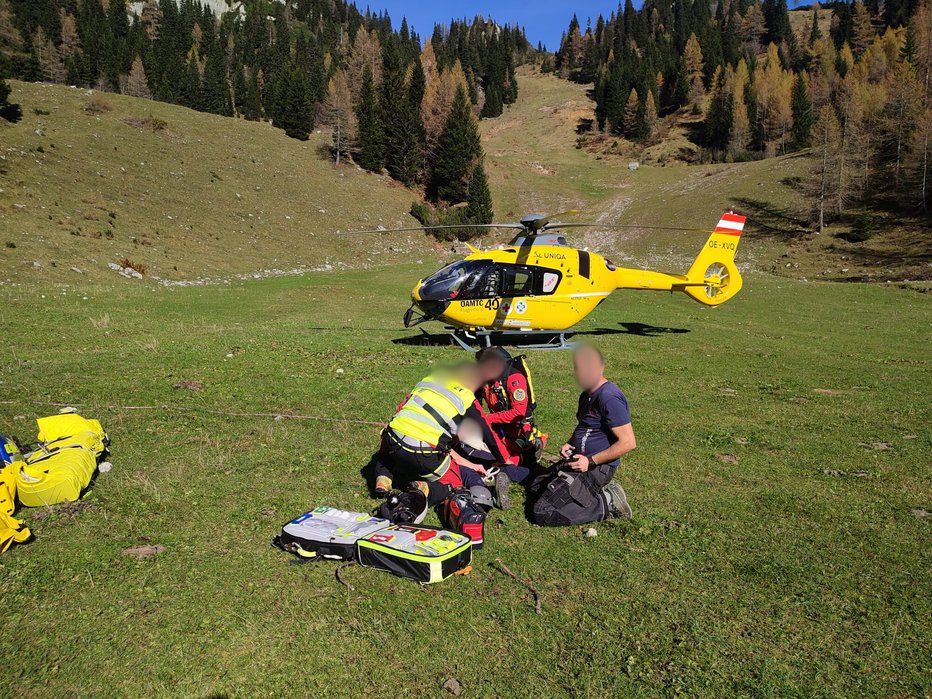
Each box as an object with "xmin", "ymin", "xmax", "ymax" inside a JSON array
[
  {"xmin": 0, "ymin": 80, "xmax": 425, "ymax": 284},
  {"xmin": 2, "ymin": 74, "xmax": 929, "ymax": 287},
  {"xmin": 481, "ymin": 68, "xmax": 931, "ymax": 284}
]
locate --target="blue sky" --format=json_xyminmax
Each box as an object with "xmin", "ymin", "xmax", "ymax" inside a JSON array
[{"xmin": 361, "ymin": 1, "xmax": 625, "ymax": 51}]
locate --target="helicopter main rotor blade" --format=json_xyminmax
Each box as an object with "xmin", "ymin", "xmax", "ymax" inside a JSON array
[
  {"xmin": 335, "ymin": 223, "xmax": 526, "ymax": 235},
  {"xmin": 543, "ymin": 209, "xmax": 580, "ymax": 220},
  {"xmin": 543, "ymin": 222, "xmax": 714, "ymax": 233}
]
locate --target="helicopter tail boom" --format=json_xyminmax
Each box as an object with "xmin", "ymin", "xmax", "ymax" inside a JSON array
[{"xmin": 679, "ymin": 212, "xmax": 746, "ymax": 306}]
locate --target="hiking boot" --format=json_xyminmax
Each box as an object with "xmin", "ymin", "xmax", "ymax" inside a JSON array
[
  {"xmin": 410, "ymin": 480, "xmax": 430, "ymax": 498},
  {"xmin": 374, "ymin": 475, "xmax": 393, "ymax": 498},
  {"xmin": 603, "ymin": 481, "xmax": 632, "ymax": 520},
  {"xmin": 533, "ymin": 435, "xmax": 545, "ymax": 464},
  {"xmin": 493, "ymin": 471, "xmax": 511, "ymax": 511}
]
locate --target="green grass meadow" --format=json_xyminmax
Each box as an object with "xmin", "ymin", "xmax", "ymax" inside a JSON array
[{"xmin": 0, "ymin": 267, "xmax": 929, "ymax": 697}]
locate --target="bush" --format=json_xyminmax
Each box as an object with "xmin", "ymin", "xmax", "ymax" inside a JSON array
[
  {"xmin": 120, "ymin": 257, "xmax": 147, "ymax": 275},
  {"xmin": 410, "ymin": 201, "xmax": 480, "ymax": 242},
  {"xmin": 84, "ymin": 95, "xmax": 113, "ymax": 115},
  {"xmin": 0, "ymin": 78, "xmax": 22, "ymax": 123},
  {"xmin": 122, "ymin": 115, "xmax": 168, "ymax": 132}
]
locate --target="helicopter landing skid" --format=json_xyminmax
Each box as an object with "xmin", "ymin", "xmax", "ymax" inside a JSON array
[{"xmin": 449, "ymin": 328, "xmax": 576, "ymax": 351}]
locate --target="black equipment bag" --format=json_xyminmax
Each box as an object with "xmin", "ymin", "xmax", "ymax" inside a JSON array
[
  {"xmin": 356, "ymin": 524, "xmax": 472, "ymax": 584},
  {"xmin": 272, "ymin": 506, "xmax": 391, "ymax": 561}
]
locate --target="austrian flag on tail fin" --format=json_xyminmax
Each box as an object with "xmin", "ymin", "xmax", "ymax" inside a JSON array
[
  {"xmin": 715, "ymin": 212, "xmax": 746, "ymax": 236},
  {"xmin": 681, "ymin": 211, "xmax": 747, "ymax": 307}
]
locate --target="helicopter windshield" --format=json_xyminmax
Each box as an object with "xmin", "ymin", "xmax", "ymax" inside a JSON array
[{"xmin": 419, "ymin": 260, "xmax": 492, "ymax": 301}]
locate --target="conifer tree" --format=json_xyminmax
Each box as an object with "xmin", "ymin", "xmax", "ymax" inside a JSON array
[
  {"xmin": 431, "ymin": 85, "xmax": 482, "ymax": 203},
  {"xmin": 422, "ymin": 60, "xmax": 469, "ymax": 165},
  {"xmin": 180, "ymin": 57, "xmax": 201, "ymax": 111},
  {"xmin": 791, "ymin": 71, "xmax": 812, "ymax": 149},
  {"xmin": 907, "ymin": 107, "xmax": 932, "ymax": 209},
  {"xmin": 322, "ymin": 68, "xmax": 356, "ymax": 165},
  {"xmin": 481, "ymin": 84, "xmax": 503, "ymax": 118},
  {"xmin": 407, "ymin": 57, "xmax": 426, "ymax": 161},
  {"xmin": 355, "ymin": 65, "xmax": 385, "ymax": 172},
  {"xmin": 643, "ymin": 90, "xmax": 659, "ymax": 142},
  {"xmin": 884, "ymin": 60, "xmax": 923, "ymax": 188},
  {"xmin": 125, "ymin": 55, "xmax": 150, "ymax": 98},
  {"xmin": 851, "ymin": 1, "xmax": 875, "ymax": 58},
  {"xmin": 623, "ymin": 87, "xmax": 639, "ymax": 135},
  {"xmin": 202, "ymin": 41, "xmax": 232, "ymax": 116},
  {"xmin": 706, "ymin": 68, "xmax": 733, "ymax": 150},
  {"xmin": 379, "ymin": 41, "xmax": 420, "ymax": 185},
  {"xmin": 809, "ymin": 6, "xmax": 823, "ymax": 45},
  {"xmin": 464, "ymin": 161, "xmax": 493, "ymax": 224},
  {"xmin": 673, "ymin": 57, "xmax": 690, "ymax": 109},
  {"xmin": 762, "ymin": 0, "xmax": 794, "ymax": 46},
  {"xmin": 684, "ymin": 33, "xmax": 705, "ymax": 104},
  {"xmin": 234, "ymin": 64, "xmax": 248, "ymax": 115},
  {"xmin": 243, "ymin": 68, "xmax": 263, "ymax": 121},
  {"xmin": 275, "ymin": 63, "xmax": 313, "ymax": 140},
  {"xmin": 809, "ymin": 104, "xmax": 842, "ymax": 232},
  {"xmin": 740, "ymin": 2, "xmax": 767, "ymax": 52}
]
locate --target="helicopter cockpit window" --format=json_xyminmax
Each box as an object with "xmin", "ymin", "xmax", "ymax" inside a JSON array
[
  {"xmin": 475, "ymin": 267, "xmax": 502, "ymax": 298},
  {"xmin": 502, "ymin": 268, "xmax": 534, "ymax": 297},
  {"xmin": 419, "ymin": 260, "xmax": 492, "ymax": 301}
]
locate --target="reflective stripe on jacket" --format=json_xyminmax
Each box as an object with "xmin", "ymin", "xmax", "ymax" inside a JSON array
[{"xmin": 388, "ymin": 375, "xmax": 475, "ymax": 446}]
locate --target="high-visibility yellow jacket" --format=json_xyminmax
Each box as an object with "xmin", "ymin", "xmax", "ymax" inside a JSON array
[
  {"xmin": 388, "ymin": 374, "xmax": 475, "ymax": 447},
  {"xmin": 1, "ymin": 438, "xmax": 30, "ymax": 554}
]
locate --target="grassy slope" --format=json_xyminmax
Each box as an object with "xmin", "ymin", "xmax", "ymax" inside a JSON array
[
  {"xmin": 0, "ymin": 268, "xmax": 929, "ymax": 698},
  {"xmin": 482, "ymin": 69, "xmax": 931, "ymax": 283},
  {"xmin": 4, "ymin": 75, "xmax": 925, "ymax": 287},
  {"xmin": 481, "ymin": 70, "xmax": 808, "ymax": 269},
  {"xmin": 0, "ymin": 80, "xmax": 424, "ymax": 284}
]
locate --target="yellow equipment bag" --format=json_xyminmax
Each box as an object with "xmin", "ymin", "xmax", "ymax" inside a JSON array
[
  {"xmin": 0, "ymin": 437, "xmax": 31, "ymax": 554},
  {"xmin": 36, "ymin": 411, "xmax": 107, "ymax": 456},
  {"xmin": 15, "ymin": 410, "xmax": 108, "ymax": 508}
]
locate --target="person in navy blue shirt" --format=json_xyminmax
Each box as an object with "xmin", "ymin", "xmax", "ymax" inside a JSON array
[{"xmin": 529, "ymin": 344, "xmax": 635, "ymax": 526}]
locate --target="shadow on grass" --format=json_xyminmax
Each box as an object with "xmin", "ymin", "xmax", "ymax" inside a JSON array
[
  {"xmin": 583, "ymin": 322, "xmax": 690, "ymax": 338},
  {"xmin": 392, "ymin": 330, "xmax": 457, "ymax": 348},
  {"xmin": 392, "ymin": 323, "xmax": 690, "ymax": 348},
  {"xmin": 731, "ymin": 196, "xmax": 810, "ymax": 240}
]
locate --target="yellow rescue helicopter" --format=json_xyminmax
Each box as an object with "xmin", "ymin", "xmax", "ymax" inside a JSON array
[{"xmin": 351, "ymin": 211, "xmax": 746, "ymax": 349}]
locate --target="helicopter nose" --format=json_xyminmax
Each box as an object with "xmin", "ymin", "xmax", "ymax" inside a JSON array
[{"xmin": 412, "ymin": 281, "xmax": 423, "ymax": 302}]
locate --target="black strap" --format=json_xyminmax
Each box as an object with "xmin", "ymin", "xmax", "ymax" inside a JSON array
[{"xmin": 420, "ymin": 401, "xmax": 454, "ymax": 437}]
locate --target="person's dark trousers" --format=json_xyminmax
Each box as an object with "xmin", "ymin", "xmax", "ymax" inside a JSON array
[
  {"xmin": 372, "ymin": 453, "xmax": 394, "ymax": 483},
  {"xmin": 378, "ymin": 431, "xmax": 446, "ymax": 492},
  {"xmin": 529, "ymin": 463, "xmax": 617, "ymax": 526},
  {"xmin": 503, "ymin": 464, "xmax": 531, "ymax": 484}
]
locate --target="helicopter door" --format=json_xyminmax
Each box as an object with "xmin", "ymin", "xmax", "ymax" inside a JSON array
[
  {"xmin": 474, "ymin": 266, "xmax": 502, "ymax": 298},
  {"xmin": 502, "ymin": 266, "xmax": 535, "ymax": 297}
]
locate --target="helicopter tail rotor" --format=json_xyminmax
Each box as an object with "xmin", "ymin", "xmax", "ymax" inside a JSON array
[{"xmin": 681, "ymin": 212, "xmax": 746, "ymax": 306}]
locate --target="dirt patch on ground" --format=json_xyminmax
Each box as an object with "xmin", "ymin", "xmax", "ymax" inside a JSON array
[
  {"xmin": 525, "ymin": 161, "xmax": 555, "ymax": 176},
  {"xmin": 484, "ymin": 119, "xmax": 520, "ymax": 139},
  {"xmin": 173, "ymin": 379, "xmax": 203, "ymax": 391},
  {"xmin": 30, "ymin": 499, "xmax": 99, "ymax": 522},
  {"xmin": 122, "ymin": 543, "xmax": 166, "ymax": 558}
]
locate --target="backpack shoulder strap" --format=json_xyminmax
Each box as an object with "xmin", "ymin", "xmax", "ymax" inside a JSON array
[{"xmin": 512, "ymin": 355, "xmax": 537, "ymax": 412}]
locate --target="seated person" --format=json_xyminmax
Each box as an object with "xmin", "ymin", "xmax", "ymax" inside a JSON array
[
  {"xmin": 528, "ymin": 344, "xmax": 635, "ymax": 526},
  {"xmin": 371, "ymin": 363, "xmax": 493, "ymax": 517}
]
